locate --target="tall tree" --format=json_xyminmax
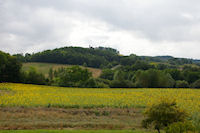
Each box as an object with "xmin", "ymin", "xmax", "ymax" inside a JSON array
[{"xmin": 0, "ymin": 51, "xmax": 22, "ymax": 82}]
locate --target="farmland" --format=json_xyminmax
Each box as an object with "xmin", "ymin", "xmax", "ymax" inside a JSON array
[
  {"xmin": 0, "ymin": 83, "xmax": 200, "ymax": 112},
  {"xmin": 0, "ymin": 83, "xmax": 200, "ymax": 131}
]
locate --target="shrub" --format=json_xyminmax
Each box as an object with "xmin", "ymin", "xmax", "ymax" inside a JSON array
[
  {"xmin": 175, "ymin": 80, "xmax": 189, "ymax": 88},
  {"xmin": 191, "ymin": 112, "xmax": 200, "ymax": 132},
  {"xmin": 110, "ymin": 80, "xmax": 134, "ymax": 88},
  {"xmin": 95, "ymin": 78, "xmax": 110, "ymax": 88},
  {"xmin": 165, "ymin": 121, "xmax": 195, "ymax": 133},
  {"xmin": 190, "ymin": 79, "xmax": 200, "ymax": 88},
  {"xmin": 142, "ymin": 99, "xmax": 187, "ymax": 133},
  {"xmin": 81, "ymin": 78, "xmax": 97, "ymax": 88}
]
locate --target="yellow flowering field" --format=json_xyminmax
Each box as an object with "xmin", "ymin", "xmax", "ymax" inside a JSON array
[{"xmin": 0, "ymin": 83, "xmax": 200, "ymax": 113}]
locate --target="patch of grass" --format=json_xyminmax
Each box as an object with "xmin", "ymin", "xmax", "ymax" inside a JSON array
[
  {"xmin": 0, "ymin": 130, "xmax": 151, "ymax": 133},
  {"xmin": 22, "ymin": 62, "xmax": 102, "ymax": 78}
]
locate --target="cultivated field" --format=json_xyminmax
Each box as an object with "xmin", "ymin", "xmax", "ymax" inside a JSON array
[
  {"xmin": 22, "ymin": 62, "xmax": 102, "ymax": 78},
  {"xmin": 0, "ymin": 83, "xmax": 200, "ymax": 131},
  {"xmin": 0, "ymin": 83, "xmax": 200, "ymax": 112}
]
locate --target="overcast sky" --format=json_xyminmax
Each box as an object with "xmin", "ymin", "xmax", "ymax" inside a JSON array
[{"xmin": 1, "ymin": 0, "xmax": 200, "ymax": 59}]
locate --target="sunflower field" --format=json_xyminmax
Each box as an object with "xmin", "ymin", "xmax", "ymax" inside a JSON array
[{"xmin": 0, "ymin": 83, "xmax": 200, "ymax": 113}]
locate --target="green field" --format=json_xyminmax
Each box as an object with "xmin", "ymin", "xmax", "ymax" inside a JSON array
[{"xmin": 22, "ymin": 62, "xmax": 102, "ymax": 78}]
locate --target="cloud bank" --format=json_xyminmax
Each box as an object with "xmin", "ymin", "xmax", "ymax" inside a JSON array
[{"xmin": 1, "ymin": 0, "xmax": 200, "ymax": 59}]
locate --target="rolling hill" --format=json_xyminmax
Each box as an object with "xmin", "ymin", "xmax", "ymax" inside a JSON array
[{"xmin": 14, "ymin": 46, "xmax": 200, "ymax": 69}]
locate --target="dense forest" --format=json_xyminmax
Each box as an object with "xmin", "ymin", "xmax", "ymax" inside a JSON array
[{"xmin": 1, "ymin": 46, "xmax": 200, "ymax": 88}]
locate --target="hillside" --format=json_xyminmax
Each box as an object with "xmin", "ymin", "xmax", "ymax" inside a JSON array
[
  {"xmin": 14, "ymin": 46, "xmax": 200, "ymax": 69},
  {"xmin": 22, "ymin": 62, "xmax": 102, "ymax": 78},
  {"xmin": 16, "ymin": 46, "xmax": 120, "ymax": 68}
]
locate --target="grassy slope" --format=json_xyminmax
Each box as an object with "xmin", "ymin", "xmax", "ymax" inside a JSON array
[
  {"xmin": 22, "ymin": 62, "xmax": 102, "ymax": 78},
  {"xmin": 0, "ymin": 130, "xmax": 152, "ymax": 133}
]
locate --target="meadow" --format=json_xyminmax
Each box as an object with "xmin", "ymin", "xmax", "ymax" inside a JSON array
[
  {"xmin": 22, "ymin": 62, "xmax": 102, "ymax": 78},
  {"xmin": 0, "ymin": 83, "xmax": 200, "ymax": 113}
]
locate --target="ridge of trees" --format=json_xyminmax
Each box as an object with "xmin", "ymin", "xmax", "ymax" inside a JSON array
[
  {"xmin": 13, "ymin": 46, "xmax": 200, "ymax": 69},
  {"xmin": 1, "ymin": 46, "xmax": 200, "ymax": 88}
]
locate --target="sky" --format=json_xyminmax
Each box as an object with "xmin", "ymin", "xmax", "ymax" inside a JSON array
[{"xmin": 0, "ymin": 0, "xmax": 200, "ymax": 59}]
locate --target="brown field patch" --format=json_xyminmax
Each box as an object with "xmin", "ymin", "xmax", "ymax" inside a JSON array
[{"xmin": 0, "ymin": 107, "xmax": 144, "ymax": 130}]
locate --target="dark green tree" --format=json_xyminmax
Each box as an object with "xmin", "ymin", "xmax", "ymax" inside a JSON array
[
  {"xmin": 56, "ymin": 66, "xmax": 92, "ymax": 87},
  {"xmin": 100, "ymin": 69, "xmax": 114, "ymax": 80},
  {"xmin": 24, "ymin": 67, "xmax": 46, "ymax": 85},
  {"xmin": 190, "ymin": 79, "xmax": 200, "ymax": 88},
  {"xmin": 0, "ymin": 51, "xmax": 22, "ymax": 82},
  {"xmin": 175, "ymin": 80, "xmax": 189, "ymax": 88},
  {"xmin": 48, "ymin": 67, "xmax": 54, "ymax": 82},
  {"xmin": 135, "ymin": 69, "xmax": 175, "ymax": 88}
]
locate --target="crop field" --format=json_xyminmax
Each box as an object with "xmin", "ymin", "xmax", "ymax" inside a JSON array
[
  {"xmin": 0, "ymin": 83, "xmax": 200, "ymax": 113},
  {"xmin": 1, "ymin": 83, "xmax": 200, "ymax": 130}
]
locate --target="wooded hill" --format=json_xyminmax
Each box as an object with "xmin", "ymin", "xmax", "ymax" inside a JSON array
[
  {"xmin": 14, "ymin": 46, "xmax": 200, "ymax": 68},
  {"xmin": 1, "ymin": 46, "xmax": 200, "ymax": 88}
]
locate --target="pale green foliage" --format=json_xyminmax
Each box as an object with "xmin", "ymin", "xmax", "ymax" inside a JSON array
[
  {"xmin": 142, "ymin": 99, "xmax": 187, "ymax": 133},
  {"xmin": 165, "ymin": 121, "xmax": 195, "ymax": 133}
]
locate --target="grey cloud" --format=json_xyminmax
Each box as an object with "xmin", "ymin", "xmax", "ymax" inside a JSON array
[
  {"xmin": 7, "ymin": 0, "xmax": 200, "ymax": 42},
  {"xmin": 1, "ymin": 0, "xmax": 200, "ymax": 58}
]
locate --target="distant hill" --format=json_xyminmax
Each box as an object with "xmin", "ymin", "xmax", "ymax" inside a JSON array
[
  {"xmin": 14, "ymin": 46, "xmax": 200, "ymax": 68},
  {"xmin": 15, "ymin": 46, "xmax": 120, "ymax": 68}
]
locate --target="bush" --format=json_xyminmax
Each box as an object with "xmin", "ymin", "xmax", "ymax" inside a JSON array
[
  {"xmin": 190, "ymin": 79, "xmax": 200, "ymax": 88},
  {"xmin": 23, "ymin": 67, "xmax": 46, "ymax": 85},
  {"xmin": 110, "ymin": 80, "xmax": 134, "ymax": 88},
  {"xmin": 95, "ymin": 78, "xmax": 110, "ymax": 88},
  {"xmin": 191, "ymin": 112, "xmax": 200, "ymax": 132},
  {"xmin": 175, "ymin": 80, "xmax": 189, "ymax": 88},
  {"xmin": 165, "ymin": 121, "xmax": 195, "ymax": 133},
  {"xmin": 79, "ymin": 78, "xmax": 110, "ymax": 88},
  {"xmin": 142, "ymin": 99, "xmax": 187, "ymax": 133},
  {"xmin": 81, "ymin": 78, "xmax": 97, "ymax": 88}
]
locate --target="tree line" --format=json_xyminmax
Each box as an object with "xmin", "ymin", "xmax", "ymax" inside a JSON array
[
  {"xmin": 1, "ymin": 47, "xmax": 200, "ymax": 88},
  {"xmin": 13, "ymin": 46, "xmax": 200, "ymax": 69}
]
